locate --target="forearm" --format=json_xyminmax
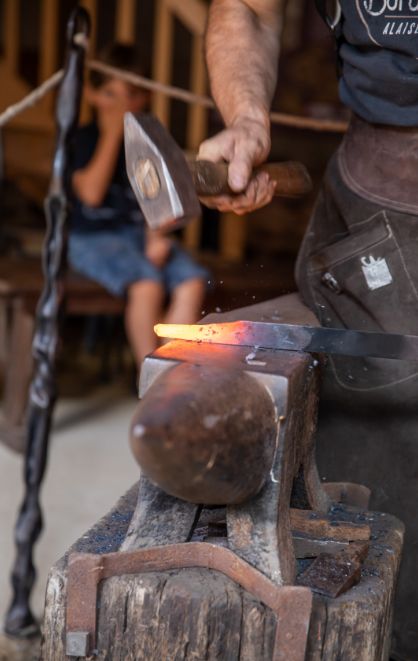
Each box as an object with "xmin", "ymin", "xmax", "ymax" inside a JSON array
[
  {"xmin": 206, "ymin": 0, "xmax": 283, "ymax": 129},
  {"xmin": 72, "ymin": 132, "xmax": 121, "ymax": 207},
  {"xmin": 145, "ymin": 228, "xmax": 173, "ymax": 267}
]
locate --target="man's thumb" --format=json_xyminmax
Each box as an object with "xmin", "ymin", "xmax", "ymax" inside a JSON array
[{"xmin": 228, "ymin": 158, "xmax": 252, "ymax": 192}]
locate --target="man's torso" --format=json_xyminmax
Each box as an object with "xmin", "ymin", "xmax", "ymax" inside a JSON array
[{"xmin": 317, "ymin": 0, "xmax": 418, "ymax": 125}]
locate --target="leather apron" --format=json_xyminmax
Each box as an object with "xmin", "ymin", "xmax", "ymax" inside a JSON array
[{"xmin": 296, "ymin": 114, "xmax": 418, "ymax": 661}]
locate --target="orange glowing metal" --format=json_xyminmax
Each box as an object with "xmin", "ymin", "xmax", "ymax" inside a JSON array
[
  {"xmin": 154, "ymin": 322, "xmax": 252, "ymax": 345},
  {"xmin": 154, "ymin": 321, "xmax": 287, "ymax": 351},
  {"xmin": 154, "ymin": 320, "xmax": 418, "ymax": 360}
]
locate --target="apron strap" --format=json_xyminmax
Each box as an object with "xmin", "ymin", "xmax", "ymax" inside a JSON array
[{"xmin": 314, "ymin": 0, "xmax": 343, "ymax": 75}]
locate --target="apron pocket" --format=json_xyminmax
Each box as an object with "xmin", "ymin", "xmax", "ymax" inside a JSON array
[{"xmin": 307, "ymin": 211, "xmax": 418, "ymax": 389}]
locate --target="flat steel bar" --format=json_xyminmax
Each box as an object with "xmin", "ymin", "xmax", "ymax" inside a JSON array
[{"xmin": 155, "ymin": 321, "xmax": 418, "ymax": 361}]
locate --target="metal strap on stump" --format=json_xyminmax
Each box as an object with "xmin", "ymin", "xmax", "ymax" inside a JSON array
[{"xmin": 65, "ymin": 543, "xmax": 312, "ymax": 660}]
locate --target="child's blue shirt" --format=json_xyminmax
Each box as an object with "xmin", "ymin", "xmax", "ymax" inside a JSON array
[{"xmin": 70, "ymin": 121, "xmax": 144, "ymax": 233}]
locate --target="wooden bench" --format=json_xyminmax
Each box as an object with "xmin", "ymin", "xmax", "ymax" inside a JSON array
[{"xmin": 0, "ymin": 256, "xmax": 124, "ymax": 453}]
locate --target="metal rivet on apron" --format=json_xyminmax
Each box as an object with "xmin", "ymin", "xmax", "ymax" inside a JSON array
[{"xmin": 321, "ymin": 272, "xmax": 342, "ymax": 294}]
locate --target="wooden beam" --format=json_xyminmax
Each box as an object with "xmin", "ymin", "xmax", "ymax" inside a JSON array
[
  {"xmin": 79, "ymin": 0, "xmax": 97, "ymax": 124},
  {"xmin": 116, "ymin": 0, "xmax": 136, "ymax": 43}
]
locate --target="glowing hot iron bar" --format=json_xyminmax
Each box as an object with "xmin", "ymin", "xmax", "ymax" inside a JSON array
[{"xmin": 155, "ymin": 320, "xmax": 418, "ymax": 361}]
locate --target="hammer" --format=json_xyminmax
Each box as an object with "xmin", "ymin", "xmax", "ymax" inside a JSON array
[{"xmin": 124, "ymin": 112, "xmax": 313, "ymax": 229}]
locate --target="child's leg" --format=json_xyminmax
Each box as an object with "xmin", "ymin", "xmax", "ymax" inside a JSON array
[
  {"xmin": 164, "ymin": 278, "xmax": 206, "ymax": 325},
  {"xmin": 125, "ymin": 279, "xmax": 165, "ymax": 366}
]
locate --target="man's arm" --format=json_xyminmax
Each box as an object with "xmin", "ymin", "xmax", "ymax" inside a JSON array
[
  {"xmin": 199, "ymin": 0, "xmax": 284, "ymax": 213},
  {"xmin": 72, "ymin": 128, "xmax": 122, "ymax": 207},
  {"xmin": 73, "ymin": 86, "xmax": 128, "ymax": 207}
]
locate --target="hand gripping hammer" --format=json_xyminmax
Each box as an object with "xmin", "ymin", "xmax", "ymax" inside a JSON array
[{"xmin": 124, "ymin": 112, "xmax": 313, "ymax": 229}]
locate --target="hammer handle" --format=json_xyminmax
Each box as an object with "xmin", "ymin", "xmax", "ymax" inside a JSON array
[{"xmin": 190, "ymin": 160, "xmax": 312, "ymax": 198}]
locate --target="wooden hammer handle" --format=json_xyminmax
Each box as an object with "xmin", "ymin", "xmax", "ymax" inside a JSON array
[{"xmin": 190, "ymin": 160, "xmax": 312, "ymax": 198}]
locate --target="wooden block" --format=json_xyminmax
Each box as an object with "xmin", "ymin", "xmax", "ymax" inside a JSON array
[
  {"xmin": 292, "ymin": 533, "xmax": 349, "ymax": 559},
  {"xmin": 290, "ymin": 509, "xmax": 370, "ymax": 542},
  {"xmin": 297, "ymin": 542, "xmax": 370, "ymax": 598}
]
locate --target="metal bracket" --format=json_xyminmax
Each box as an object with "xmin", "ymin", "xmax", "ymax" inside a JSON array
[{"xmin": 65, "ymin": 542, "xmax": 312, "ymax": 660}]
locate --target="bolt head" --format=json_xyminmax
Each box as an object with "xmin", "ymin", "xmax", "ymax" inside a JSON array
[{"xmin": 66, "ymin": 631, "xmax": 90, "ymax": 657}]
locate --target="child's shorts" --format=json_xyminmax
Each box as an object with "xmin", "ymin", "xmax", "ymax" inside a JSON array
[{"xmin": 68, "ymin": 225, "xmax": 210, "ymax": 297}]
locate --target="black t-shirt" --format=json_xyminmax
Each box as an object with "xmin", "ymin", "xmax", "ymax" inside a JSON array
[
  {"xmin": 319, "ymin": 1, "xmax": 418, "ymax": 126},
  {"xmin": 70, "ymin": 122, "xmax": 144, "ymax": 233}
]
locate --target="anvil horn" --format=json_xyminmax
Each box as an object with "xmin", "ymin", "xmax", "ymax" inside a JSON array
[{"xmin": 130, "ymin": 362, "xmax": 278, "ymax": 505}]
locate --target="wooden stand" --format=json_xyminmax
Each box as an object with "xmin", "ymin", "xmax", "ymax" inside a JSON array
[
  {"xmin": 41, "ymin": 486, "xmax": 402, "ymax": 660},
  {"xmin": 41, "ymin": 295, "xmax": 403, "ymax": 660}
]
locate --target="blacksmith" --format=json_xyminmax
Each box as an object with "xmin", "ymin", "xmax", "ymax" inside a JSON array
[{"xmin": 198, "ymin": 2, "xmax": 418, "ymax": 659}]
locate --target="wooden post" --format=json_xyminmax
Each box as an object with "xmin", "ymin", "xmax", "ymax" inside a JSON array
[
  {"xmin": 79, "ymin": 0, "xmax": 97, "ymax": 125},
  {"xmin": 151, "ymin": 0, "xmax": 174, "ymax": 127},
  {"xmin": 39, "ymin": 0, "xmax": 59, "ymax": 116},
  {"xmin": 4, "ymin": 0, "xmax": 19, "ymax": 72},
  {"xmin": 2, "ymin": 298, "xmax": 34, "ymax": 427},
  {"xmin": 0, "ymin": 297, "xmax": 34, "ymax": 454},
  {"xmin": 39, "ymin": 0, "xmax": 58, "ymax": 81},
  {"xmin": 184, "ymin": 33, "xmax": 207, "ymax": 251},
  {"xmin": 152, "ymin": 0, "xmax": 207, "ymax": 127},
  {"xmin": 151, "ymin": 0, "xmax": 209, "ymax": 250},
  {"xmin": 186, "ymin": 35, "xmax": 207, "ymax": 151},
  {"xmin": 116, "ymin": 0, "xmax": 136, "ymax": 43},
  {"xmin": 220, "ymin": 211, "xmax": 248, "ymax": 262}
]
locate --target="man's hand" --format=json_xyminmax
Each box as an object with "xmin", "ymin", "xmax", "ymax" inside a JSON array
[
  {"xmin": 97, "ymin": 102, "xmax": 125, "ymax": 137},
  {"xmin": 87, "ymin": 79, "xmax": 133, "ymax": 137},
  {"xmin": 145, "ymin": 234, "xmax": 173, "ymax": 268},
  {"xmin": 198, "ymin": 117, "xmax": 276, "ymax": 215}
]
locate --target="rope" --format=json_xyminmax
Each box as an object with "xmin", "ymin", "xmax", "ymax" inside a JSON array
[
  {"xmin": 269, "ymin": 110, "xmax": 347, "ymax": 133},
  {"xmin": 88, "ymin": 60, "xmax": 348, "ymax": 133},
  {"xmin": 0, "ymin": 59, "xmax": 348, "ymax": 133},
  {"xmin": 0, "ymin": 69, "xmax": 64, "ymax": 128}
]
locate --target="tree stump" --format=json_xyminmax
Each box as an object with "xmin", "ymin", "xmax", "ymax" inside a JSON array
[{"xmin": 41, "ymin": 485, "xmax": 402, "ymax": 660}]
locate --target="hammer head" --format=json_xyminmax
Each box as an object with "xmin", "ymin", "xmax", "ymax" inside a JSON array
[{"xmin": 124, "ymin": 112, "xmax": 201, "ymax": 230}]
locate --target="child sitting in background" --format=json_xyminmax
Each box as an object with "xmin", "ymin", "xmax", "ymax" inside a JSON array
[{"xmin": 69, "ymin": 44, "xmax": 208, "ymax": 368}]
